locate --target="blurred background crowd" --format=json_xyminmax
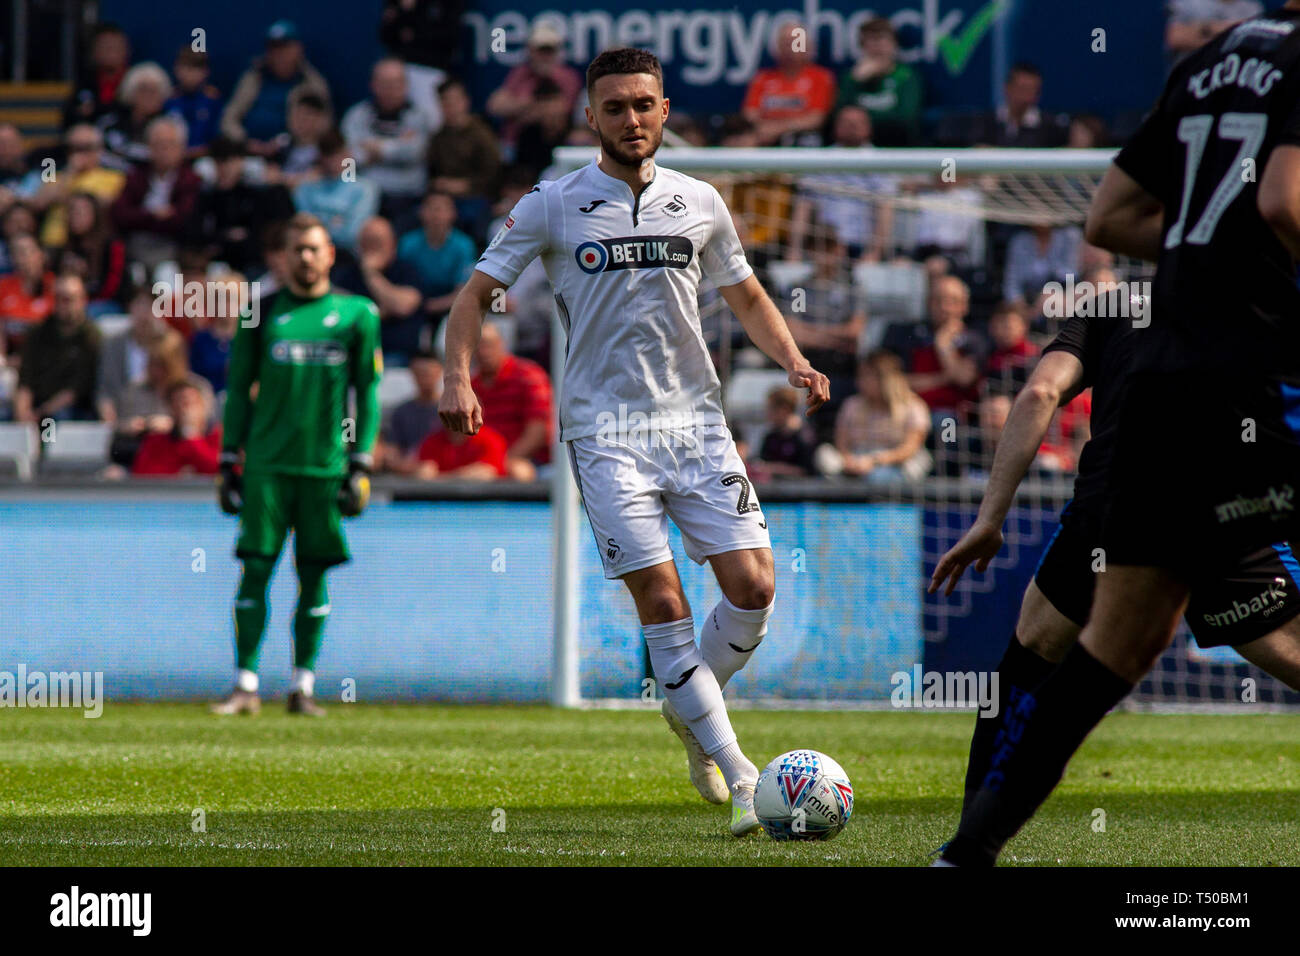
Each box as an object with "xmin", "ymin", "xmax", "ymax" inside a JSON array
[{"xmin": 0, "ymin": 1, "xmax": 1265, "ymax": 483}]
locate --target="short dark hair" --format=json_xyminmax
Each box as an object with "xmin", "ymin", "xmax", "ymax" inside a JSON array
[
  {"xmin": 295, "ymin": 92, "xmax": 328, "ymax": 113},
  {"xmin": 208, "ymin": 135, "xmax": 245, "ymax": 161},
  {"xmin": 175, "ymin": 46, "xmax": 209, "ymax": 69},
  {"xmin": 1008, "ymin": 61, "xmax": 1042, "ymax": 82},
  {"xmin": 286, "ymin": 211, "xmax": 327, "ymax": 236},
  {"xmin": 410, "ymin": 348, "xmax": 441, "ymax": 364},
  {"xmin": 437, "ymin": 77, "xmax": 466, "ymax": 97},
  {"xmin": 166, "ymin": 377, "xmax": 204, "ymax": 402},
  {"xmin": 586, "ymin": 47, "xmax": 663, "ymax": 99},
  {"xmin": 316, "ymin": 128, "xmax": 346, "ymax": 157},
  {"xmin": 859, "ymin": 17, "xmax": 896, "ymax": 40}
]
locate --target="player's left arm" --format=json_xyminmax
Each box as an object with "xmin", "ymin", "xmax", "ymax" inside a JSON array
[
  {"xmin": 1084, "ymin": 164, "xmax": 1164, "ymax": 262},
  {"xmin": 340, "ymin": 299, "xmax": 383, "ymax": 516},
  {"xmin": 704, "ymin": 185, "xmax": 828, "ymax": 413},
  {"xmin": 718, "ymin": 274, "xmax": 829, "ymax": 415},
  {"xmin": 929, "ymin": 349, "xmax": 1086, "ymax": 596}
]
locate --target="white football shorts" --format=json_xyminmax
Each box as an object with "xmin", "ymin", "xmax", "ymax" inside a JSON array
[{"xmin": 566, "ymin": 424, "xmax": 772, "ymax": 579}]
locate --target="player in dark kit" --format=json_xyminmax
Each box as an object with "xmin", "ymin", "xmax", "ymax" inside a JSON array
[
  {"xmin": 212, "ymin": 212, "xmax": 382, "ymax": 716},
  {"xmin": 939, "ymin": 3, "xmax": 1300, "ymax": 866},
  {"xmin": 930, "ymin": 306, "xmax": 1300, "ymax": 819}
]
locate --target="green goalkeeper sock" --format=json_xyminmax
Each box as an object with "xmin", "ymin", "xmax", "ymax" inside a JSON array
[
  {"xmin": 234, "ymin": 556, "xmax": 276, "ymax": 672},
  {"xmin": 293, "ymin": 562, "xmax": 330, "ymax": 671}
]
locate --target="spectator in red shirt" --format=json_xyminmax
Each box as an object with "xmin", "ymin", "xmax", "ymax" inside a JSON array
[
  {"xmin": 132, "ymin": 377, "xmax": 222, "ymax": 476},
  {"xmin": 0, "ymin": 234, "xmax": 55, "ymax": 356},
  {"xmin": 736, "ymin": 20, "xmax": 835, "ymax": 147},
  {"xmin": 111, "ymin": 115, "xmax": 201, "ymax": 272},
  {"xmin": 471, "ymin": 320, "xmax": 553, "ymax": 479},
  {"xmin": 984, "ymin": 301, "xmax": 1040, "ymax": 392},
  {"xmin": 416, "ymin": 423, "xmax": 507, "ymax": 480},
  {"xmin": 881, "ymin": 275, "xmax": 986, "ymax": 419}
]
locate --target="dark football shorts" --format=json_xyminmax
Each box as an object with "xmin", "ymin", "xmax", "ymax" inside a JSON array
[
  {"xmin": 1100, "ymin": 369, "xmax": 1300, "ymax": 576},
  {"xmin": 1035, "ymin": 500, "xmax": 1300, "ymax": 648}
]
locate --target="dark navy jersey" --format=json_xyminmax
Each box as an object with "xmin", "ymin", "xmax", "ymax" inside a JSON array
[
  {"xmin": 1115, "ymin": 8, "xmax": 1300, "ymax": 375},
  {"xmin": 1042, "ymin": 313, "xmax": 1139, "ymax": 510}
]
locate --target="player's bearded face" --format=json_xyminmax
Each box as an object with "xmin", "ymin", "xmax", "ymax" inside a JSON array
[
  {"xmin": 290, "ymin": 227, "xmax": 334, "ymax": 289},
  {"xmin": 590, "ymin": 75, "xmax": 665, "ymax": 167}
]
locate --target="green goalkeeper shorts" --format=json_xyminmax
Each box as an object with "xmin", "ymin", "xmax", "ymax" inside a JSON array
[{"xmin": 236, "ymin": 472, "xmax": 350, "ymax": 567}]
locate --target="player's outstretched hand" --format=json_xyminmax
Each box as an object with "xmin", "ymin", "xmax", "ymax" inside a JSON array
[
  {"xmin": 338, "ymin": 453, "xmax": 372, "ymax": 518},
  {"xmin": 928, "ymin": 518, "xmax": 1003, "ymax": 596},
  {"xmin": 789, "ymin": 364, "xmax": 831, "ymax": 415},
  {"xmin": 439, "ymin": 375, "xmax": 483, "ymax": 435},
  {"xmin": 216, "ymin": 450, "xmax": 243, "ymax": 516}
]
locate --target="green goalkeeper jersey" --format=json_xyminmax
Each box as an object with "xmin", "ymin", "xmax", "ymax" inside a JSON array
[{"xmin": 222, "ymin": 287, "xmax": 382, "ymax": 477}]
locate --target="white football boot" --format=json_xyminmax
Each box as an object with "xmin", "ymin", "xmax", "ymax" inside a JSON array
[
  {"xmin": 729, "ymin": 779, "xmax": 762, "ymax": 837},
  {"xmin": 660, "ymin": 698, "xmax": 729, "ymax": 804}
]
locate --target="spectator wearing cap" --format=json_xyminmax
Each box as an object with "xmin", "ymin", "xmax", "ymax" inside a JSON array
[
  {"xmin": 98, "ymin": 61, "xmax": 174, "ymax": 171},
  {"xmin": 13, "ymin": 273, "xmax": 102, "ymax": 423},
  {"xmin": 397, "ymin": 188, "xmax": 475, "ymax": 323},
  {"xmin": 426, "ymin": 78, "xmax": 502, "ymax": 240},
  {"xmin": 25, "ymin": 124, "xmax": 126, "ymax": 249},
  {"xmin": 131, "ymin": 378, "xmax": 222, "ymax": 476},
  {"xmin": 342, "ymin": 57, "xmax": 433, "ymax": 224},
  {"xmin": 111, "ymin": 115, "xmax": 202, "ymax": 271},
  {"xmin": 331, "ymin": 216, "xmax": 425, "ymax": 360},
  {"xmin": 736, "ymin": 20, "xmax": 835, "ymax": 147},
  {"xmin": 968, "ymin": 63, "xmax": 1069, "ymax": 148},
  {"xmin": 376, "ymin": 348, "xmax": 442, "ymax": 474},
  {"xmin": 486, "ymin": 22, "xmax": 583, "ymax": 161},
  {"xmin": 188, "ymin": 135, "xmax": 293, "ymax": 274},
  {"xmin": 292, "ymin": 129, "xmax": 380, "ymax": 254},
  {"xmin": 837, "ymin": 17, "xmax": 923, "ymax": 147},
  {"xmin": 471, "ymin": 320, "xmax": 553, "ymax": 479},
  {"xmin": 1167, "ymin": 0, "xmax": 1263, "ymax": 65},
  {"xmin": 221, "ymin": 20, "xmax": 332, "ymax": 157},
  {"xmin": 165, "ymin": 47, "xmax": 223, "ymax": 153},
  {"xmin": 64, "ymin": 23, "xmax": 132, "ymax": 127}
]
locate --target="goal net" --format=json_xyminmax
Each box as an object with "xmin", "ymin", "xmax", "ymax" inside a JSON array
[{"xmin": 546, "ymin": 146, "xmax": 1298, "ymax": 712}]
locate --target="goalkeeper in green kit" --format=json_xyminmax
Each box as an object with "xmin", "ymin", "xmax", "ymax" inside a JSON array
[{"xmin": 212, "ymin": 212, "xmax": 382, "ymax": 716}]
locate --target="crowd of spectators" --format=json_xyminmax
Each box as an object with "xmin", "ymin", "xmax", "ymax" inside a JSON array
[{"xmin": 0, "ymin": 6, "xmax": 1257, "ymax": 484}]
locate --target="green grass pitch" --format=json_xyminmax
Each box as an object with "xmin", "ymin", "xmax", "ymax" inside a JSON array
[{"xmin": 1, "ymin": 704, "xmax": 1295, "ymax": 866}]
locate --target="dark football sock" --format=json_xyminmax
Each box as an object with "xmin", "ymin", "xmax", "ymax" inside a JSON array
[
  {"xmin": 943, "ymin": 644, "xmax": 1133, "ymax": 866},
  {"xmin": 234, "ymin": 556, "xmax": 276, "ymax": 673},
  {"xmin": 961, "ymin": 633, "xmax": 1058, "ymax": 811},
  {"xmin": 292, "ymin": 562, "xmax": 330, "ymax": 671}
]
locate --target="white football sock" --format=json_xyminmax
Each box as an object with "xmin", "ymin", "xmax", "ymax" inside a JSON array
[
  {"xmin": 701, "ymin": 596, "xmax": 774, "ymax": 689},
  {"xmin": 236, "ymin": 669, "xmax": 258, "ymax": 693},
  {"xmin": 290, "ymin": 668, "xmax": 314, "ymax": 696},
  {"xmin": 643, "ymin": 618, "xmax": 754, "ymax": 789}
]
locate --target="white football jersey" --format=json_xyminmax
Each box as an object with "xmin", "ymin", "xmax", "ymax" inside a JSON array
[{"xmin": 475, "ymin": 157, "xmax": 753, "ymax": 442}]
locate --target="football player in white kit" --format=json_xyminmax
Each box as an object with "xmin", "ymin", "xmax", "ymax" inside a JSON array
[{"xmin": 439, "ymin": 48, "xmax": 830, "ymax": 836}]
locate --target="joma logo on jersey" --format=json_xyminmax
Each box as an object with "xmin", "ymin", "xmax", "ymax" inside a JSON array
[
  {"xmin": 270, "ymin": 340, "xmax": 347, "ymax": 366},
  {"xmin": 575, "ymin": 236, "xmax": 693, "ymax": 274}
]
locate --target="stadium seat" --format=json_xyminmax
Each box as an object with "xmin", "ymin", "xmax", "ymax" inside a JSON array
[
  {"xmin": 765, "ymin": 261, "xmax": 813, "ymax": 294},
  {"xmin": 378, "ymin": 366, "xmax": 416, "ymax": 410},
  {"xmin": 724, "ymin": 367, "xmax": 791, "ymax": 447},
  {"xmin": 852, "ymin": 261, "xmax": 927, "ymax": 323},
  {"xmin": 0, "ymin": 422, "xmax": 38, "ymax": 480},
  {"xmin": 40, "ymin": 421, "xmax": 112, "ymax": 475},
  {"xmin": 94, "ymin": 313, "xmax": 132, "ymax": 338}
]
